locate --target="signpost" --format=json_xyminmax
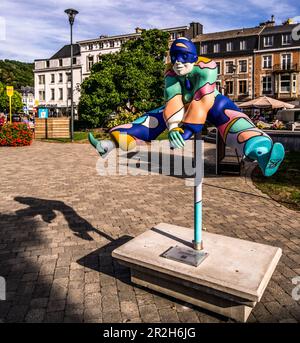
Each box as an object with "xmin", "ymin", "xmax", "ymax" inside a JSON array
[
  {"xmin": 6, "ymin": 86, "xmax": 13, "ymax": 124},
  {"xmin": 38, "ymin": 107, "xmax": 49, "ymax": 119}
]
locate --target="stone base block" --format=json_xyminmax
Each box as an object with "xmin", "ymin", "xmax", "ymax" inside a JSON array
[{"xmin": 112, "ymin": 223, "xmax": 282, "ymax": 322}]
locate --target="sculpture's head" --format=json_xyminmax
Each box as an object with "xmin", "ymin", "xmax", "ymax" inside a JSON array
[{"xmin": 170, "ymin": 38, "xmax": 198, "ymax": 76}]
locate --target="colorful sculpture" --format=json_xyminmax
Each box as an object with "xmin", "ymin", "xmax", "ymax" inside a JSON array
[{"xmin": 89, "ymin": 38, "xmax": 285, "ymax": 177}]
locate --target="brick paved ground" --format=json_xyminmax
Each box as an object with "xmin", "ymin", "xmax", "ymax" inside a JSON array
[{"xmin": 0, "ymin": 140, "xmax": 299, "ymax": 323}]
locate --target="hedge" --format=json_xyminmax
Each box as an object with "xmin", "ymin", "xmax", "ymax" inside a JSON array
[{"xmin": 0, "ymin": 122, "xmax": 33, "ymax": 146}]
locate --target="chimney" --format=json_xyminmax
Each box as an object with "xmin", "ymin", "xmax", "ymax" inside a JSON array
[
  {"xmin": 259, "ymin": 15, "xmax": 275, "ymax": 27},
  {"xmin": 188, "ymin": 22, "xmax": 203, "ymax": 39}
]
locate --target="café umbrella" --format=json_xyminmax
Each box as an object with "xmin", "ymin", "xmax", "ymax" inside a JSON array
[{"xmin": 239, "ymin": 96, "xmax": 295, "ymax": 109}]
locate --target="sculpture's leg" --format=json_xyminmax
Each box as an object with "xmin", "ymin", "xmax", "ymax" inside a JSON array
[
  {"xmin": 207, "ymin": 94, "xmax": 285, "ymax": 177},
  {"xmin": 89, "ymin": 106, "xmax": 167, "ymax": 157}
]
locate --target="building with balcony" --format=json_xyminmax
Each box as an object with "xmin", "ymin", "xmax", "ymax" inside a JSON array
[
  {"xmin": 194, "ymin": 25, "xmax": 265, "ymax": 102},
  {"xmin": 34, "ymin": 44, "xmax": 82, "ymax": 117},
  {"xmin": 34, "ymin": 22, "xmax": 202, "ymax": 117},
  {"xmin": 78, "ymin": 22, "xmax": 202, "ymax": 79},
  {"xmin": 254, "ymin": 22, "xmax": 300, "ymax": 101},
  {"xmin": 20, "ymin": 86, "xmax": 35, "ymax": 115},
  {"xmin": 194, "ymin": 16, "xmax": 300, "ymax": 104}
]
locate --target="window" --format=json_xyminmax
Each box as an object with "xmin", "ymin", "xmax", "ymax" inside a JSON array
[
  {"xmin": 170, "ymin": 32, "xmax": 176, "ymax": 40},
  {"xmin": 216, "ymin": 81, "xmax": 222, "ymax": 92},
  {"xmin": 216, "ymin": 62, "xmax": 221, "ymax": 75},
  {"xmin": 88, "ymin": 44, "xmax": 93, "ymax": 50},
  {"xmin": 59, "ymin": 88, "xmax": 63, "ymax": 100},
  {"xmin": 46, "ymin": 60, "xmax": 50, "ymax": 68},
  {"xmin": 59, "ymin": 59, "xmax": 63, "ymax": 67},
  {"xmin": 201, "ymin": 44, "xmax": 207, "ymax": 54},
  {"xmin": 87, "ymin": 56, "xmax": 94, "ymax": 71},
  {"xmin": 99, "ymin": 42, "xmax": 103, "ymax": 49},
  {"xmin": 66, "ymin": 72, "xmax": 71, "ymax": 82},
  {"xmin": 240, "ymin": 40, "xmax": 246, "ymax": 50},
  {"xmin": 239, "ymin": 60, "xmax": 247, "ymax": 73},
  {"xmin": 213, "ymin": 43, "xmax": 220, "ymax": 53},
  {"xmin": 226, "ymin": 41, "xmax": 232, "ymax": 51},
  {"xmin": 38, "ymin": 75, "xmax": 45, "ymax": 85},
  {"xmin": 239, "ymin": 80, "xmax": 247, "ymax": 94},
  {"xmin": 51, "ymin": 74, "xmax": 55, "ymax": 83},
  {"xmin": 280, "ymin": 74, "xmax": 291, "ymax": 92},
  {"xmin": 39, "ymin": 90, "xmax": 45, "ymax": 101},
  {"xmin": 262, "ymin": 55, "xmax": 272, "ymax": 69},
  {"xmin": 59, "ymin": 73, "xmax": 63, "ymax": 83},
  {"xmin": 67, "ymin": 88, "xmax": 72, "ymax": 100},
  {"xmin": 292, "ymin": 74, "xmax": 297, "ymax": 93},
  {"xmin": 177, "ymin": 32, "xmax": 184, "ymax": 38},
  {"xmin": 262, "ymin": 76, "xmax": 272, "ymax": 94},
  {"xmin": 97, "ymin": 55, "xmax": 102, "ymax": 63},
  {"xmin": 225, "ymin": 81, "xmax": 233, "ymax": 94},
  {"xmin": 50, "ymin": 89, "xmax": 55, "ymax": 101},
  {"xmin": 282, "ymin": 34, "xmax": 292, "ymax": 45},
  {"xmin": 109, "ymin": 41, "xmax": 114, "ymax": 48},
  {"xmin": 225, "ymin": 61, "xmax": 234, "ymax": 74},
  {"xmin": 263, "ymin": 36, "xmax": 273, "ymax": 47},
  {"xmin": 281, "ymin": 53, "xmax": 291, "ymax": 70},
  {"xmin": 72, "ymin": 57, "xmax": 77, "ymax": 65}
]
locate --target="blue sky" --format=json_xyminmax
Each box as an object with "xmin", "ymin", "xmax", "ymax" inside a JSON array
[{"xmin": 0, "ymin": 0, "xmax": 300, "ymax": 62}]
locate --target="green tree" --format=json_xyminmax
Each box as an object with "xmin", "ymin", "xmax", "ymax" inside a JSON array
[
  {"xmin": 0, "ymin": 60, "xmax": 34, "ymax": 89},
  {"xmin": 79, "ymin": 29, "xmax": 170, "ymax": 127},
  {"xmin": 0, "ymin": 82, "xmax": 23, "ymax": 113}
]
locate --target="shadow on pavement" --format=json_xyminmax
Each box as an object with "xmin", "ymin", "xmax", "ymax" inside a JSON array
[{"xmin": 14, "ymin": 197, "xmax": 114, "ymax": 242}]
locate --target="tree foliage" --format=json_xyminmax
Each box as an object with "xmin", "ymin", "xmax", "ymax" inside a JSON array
[
  {"xmin": 0, "ymin": 60, "xmax": 34, "ymax": 89},
  {"xmin": 79, "ymin": 29, "xmax": 170, "ymax": 127},
  {"xmin": 0, "ymin": 82, "xmax": 23, "ymax": 113}
]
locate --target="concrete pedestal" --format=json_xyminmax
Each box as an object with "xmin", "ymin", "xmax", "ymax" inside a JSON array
[{"xmin": 112, "ymin": 223, "xmax": 282, "ymax": 322}]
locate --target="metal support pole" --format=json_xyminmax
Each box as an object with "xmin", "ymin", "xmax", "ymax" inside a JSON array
[
  {"xmin": 193, "ymin": 132, "xmax": 203, "ymax": 251},
  {"xmin": 9, "ymin": 96, "xmax": 12, "ymax": 124},
  {"xmin": 70, "ymin": 22, "xmax": 74, "ymax": 142}
]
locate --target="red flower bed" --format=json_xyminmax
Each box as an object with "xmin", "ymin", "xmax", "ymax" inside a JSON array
[{"xmin": 0, "ymin": 123, "xmax": 33, "ymax": 147}]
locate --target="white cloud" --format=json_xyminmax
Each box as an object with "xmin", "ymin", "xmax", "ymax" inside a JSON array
[{"xmin": 0, "ymin": 0, "xmax": 298, "ymax": 62}]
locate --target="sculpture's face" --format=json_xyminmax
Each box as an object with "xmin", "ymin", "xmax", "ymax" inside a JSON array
[{"xmin": 173, "ymin": 61, "xmax": 195, "ymax": 76}]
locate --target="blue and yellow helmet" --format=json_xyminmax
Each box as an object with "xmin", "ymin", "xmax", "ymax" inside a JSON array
[{"xmin": 170, "ymin": 38, "xmax": 198, "ymax": 64}]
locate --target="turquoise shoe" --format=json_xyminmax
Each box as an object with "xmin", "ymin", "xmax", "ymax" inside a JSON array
[
  {"xmin": 88, "ymin": 132, "xmax": 107, "ymax": 156},
  {"xmin": 244, "ymin": 136, "xmax": 285, "ymax": 177},
  {"xmin": 262, "ymin": 142, "xmax": 285, "ymax": 177}
]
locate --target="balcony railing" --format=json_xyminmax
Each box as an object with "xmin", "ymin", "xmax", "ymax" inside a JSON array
[{"xmin": 273, "ymin": 64, "xmax": 299, "ymax": 73}]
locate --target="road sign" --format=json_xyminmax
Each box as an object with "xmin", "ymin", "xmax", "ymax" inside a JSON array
[
  {"xmin": 6, "ymin": 86, "xmax": 14, "ymax": 97},
  {"xmin": 6, "ymin": 86, "xmax": 14, "ymax": 123},
  {"xmin": 38, "ymin": 108, "xmax": 49, "ymax": 119}
]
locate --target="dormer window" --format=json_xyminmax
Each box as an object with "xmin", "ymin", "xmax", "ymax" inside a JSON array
[
  {"xmin": 88, "ymin": 44, "xmax": 93, "ymax": 50},
  {"xmin": 213, "ymin": 43, "xmax": 220, "ymax": 53},
  {"xmin": 263, "ymin": 36, "xmax": 273, "ymax": 47},
  {"xmin": 240, "ymin": 40, "xmax": 246, "ymax": 50},
  {"xmin": 226, "ymin": 41, "xmax": 232, "ymax": 52},
  {"xmin": 282, "ymin": 33, "xmax": 292, "ymax": 45}
]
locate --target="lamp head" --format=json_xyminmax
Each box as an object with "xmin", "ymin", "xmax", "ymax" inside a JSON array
[{"xmin": 65, "ymin": 8, "xmax": 78, "ymax": 25}]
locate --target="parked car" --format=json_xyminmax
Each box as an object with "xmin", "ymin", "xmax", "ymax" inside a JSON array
[{"xmin": 12, "ymin": 114, "xmax": 22, "ymax": 123}]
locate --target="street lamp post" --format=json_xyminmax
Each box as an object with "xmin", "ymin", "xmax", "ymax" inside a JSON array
[{"xmin": 65, "ymin": 8, "xmax": 78, "ymax": 142}]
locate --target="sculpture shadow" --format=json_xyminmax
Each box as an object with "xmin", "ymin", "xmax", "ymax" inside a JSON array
[
  {"xmin": 14, "ymin": 196, "xmax": 114, "ymax": 242},
  {"xmin": 0, "ymin": 196, "xmax": 116, "ymax": 322}
]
